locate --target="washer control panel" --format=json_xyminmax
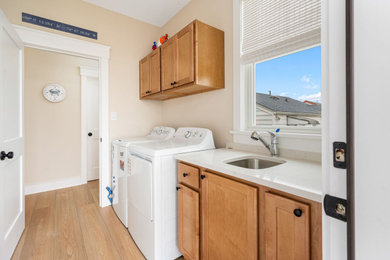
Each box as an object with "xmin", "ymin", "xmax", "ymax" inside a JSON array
[{"xmin": 174, "ymin": 127, "xmax": 208, "ymax": 141}]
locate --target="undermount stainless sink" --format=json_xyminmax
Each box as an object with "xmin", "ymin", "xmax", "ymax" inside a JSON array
[{"xmin": 225, "ymin": 157, "xmax": 285, "ymax": 169}]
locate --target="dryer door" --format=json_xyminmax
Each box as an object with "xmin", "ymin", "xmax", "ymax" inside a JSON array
[{"xmin": 128, "ymin": 154, "xmax": 153, "ymax": 221}]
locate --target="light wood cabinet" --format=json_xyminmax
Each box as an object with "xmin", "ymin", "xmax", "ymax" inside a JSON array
[
  {"xmin": 161, "ymin": 36, "xmax": 177, "ymax": 91},
  {"xmin": 178, "ymin": 184, "xmax": 200, "ymax": 260},
  {"xmin": 264, "ymin": 192, "xmax": 310, "ymax": 260},
  {"xmin": 139, "ymin": 48, "xmax": 161, "ymax": 98},
  {"xmin": 176, "ymin": 23, "xmax": 195, "ymax": 87},
  {"xmin": 140, "ymin": 20, "xmax": 224, "ymax": 100},
  {"xmin": 177, "ymin": 161, "xmax": 322, "ymax": 260},
  {"xmin": 201, "ymin": 171, "xmax": 258, "ymax": 260},
  {"xmin": 139, "ymin": 56, "xmax": 150, "ymax": 98}
]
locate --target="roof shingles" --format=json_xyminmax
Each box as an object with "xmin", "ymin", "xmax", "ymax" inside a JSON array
[{"xmin": 256, "ymin": 93, "xmax": 321, "ymax": 115}]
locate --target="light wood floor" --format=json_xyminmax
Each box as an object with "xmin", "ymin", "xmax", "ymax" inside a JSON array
[{"xmin": 11, "ymin": 181, "xmax": 147, "ymax": 260}]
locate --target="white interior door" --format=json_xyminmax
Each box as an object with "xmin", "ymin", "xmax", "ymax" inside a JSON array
[
  {"xmin": 353, "ymin": 1, "xmax": 390, "ymax": 258},
  {"xmin": 85, "ymin": 76, "xmax": 99, "ymax": 181},
  {"xmin": 0, "ymin": 9, "xmax": 25, "ymax": 260}
]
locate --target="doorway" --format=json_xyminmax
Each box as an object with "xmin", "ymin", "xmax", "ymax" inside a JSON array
[
  {"xmin": 14, "ymin": 25, "xmax": 111, "ymax": 207},
  {"xmin": 24, "ymin": 48, "xmax": 100, "ymax": 196}
]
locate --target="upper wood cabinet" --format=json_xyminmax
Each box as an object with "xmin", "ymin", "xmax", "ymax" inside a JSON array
[
  {"xmin": 264, "ymin": 192, "xmax": 310, "ymax": 260},
  {"xmin": 140, "ymin": 20, "xmax": 224, "ymax": 100},
  {"xmin": 161, "ymin": 35, "xmax": 178, "ymax": 91},
  {"xmin": 139, "ymin": 48, "xmax": 161, "ymax": 98},
  {"xmin": 201, "ymin": 171, "xmax": 258, "ymax": 260}
]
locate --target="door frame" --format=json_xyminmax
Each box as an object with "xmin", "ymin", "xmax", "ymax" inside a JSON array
[
  {"xmin": 14, "ymin": 25, "xmax": 111, "ymax": 207},
  {"xmin": 80, "ymin": 66, "xmax": 99, "ymax": 182}
]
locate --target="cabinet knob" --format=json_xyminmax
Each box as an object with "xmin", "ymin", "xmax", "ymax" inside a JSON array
[
  {"xmin": 200, "ymin": 175, "xmax": 206, "ymax": 180},
  {"xmin": 293, "ymin": 209, "xmax": 302, "ymax": 217},
  {"xmin": 146, "ymin": 91, "xmax": 151, "ymax": 94},
  {"xmin": 176, "ymin": 186, "xmax": 181, "ymax": 191},
  {"xmin": 183, "ymin": 173, "xmax": 188, "ymax": 177},
  {"xmin": 170, "ymin": 81, "xmax": 177, "ymax": 86}
]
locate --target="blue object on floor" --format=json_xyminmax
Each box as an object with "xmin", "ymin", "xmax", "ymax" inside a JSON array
[{"xmin": 106, "ymin": 186, "xmax": 113, "ymax": 204}]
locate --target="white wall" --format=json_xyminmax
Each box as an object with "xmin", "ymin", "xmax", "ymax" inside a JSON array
[{"xmin": 354, "ymin": 1, "xmax": 390, "ymax": 258}]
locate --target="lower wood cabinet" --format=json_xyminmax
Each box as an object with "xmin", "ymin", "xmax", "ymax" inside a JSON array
[
  {"xmin": 201, "ymin": 171, "xmax": 258, "ymax": 260},
  {"xmin": 178, "ymin": 184, "xmax": 200, "ymax": 260},
  {"xmin": 264, "ymin": 192, "xmax": 310, "ymax": 260},
  {"xmin": 177, "ymin": 161, "xmax": 322, "ymax": 260}
]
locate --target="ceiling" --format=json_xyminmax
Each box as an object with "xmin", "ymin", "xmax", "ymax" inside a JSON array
[{"xmin": 82, "ymin": 0, "xmax": 191, "ymax": 27}]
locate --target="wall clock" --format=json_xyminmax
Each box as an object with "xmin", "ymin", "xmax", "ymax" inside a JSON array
[{"xmin": 42, "ymin": 84, "xmax": 66, "ymax": 103}]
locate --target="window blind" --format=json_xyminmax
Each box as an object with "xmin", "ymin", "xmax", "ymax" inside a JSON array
[{"xmin": 241, "ymin": 0, "xmax": 321, "ymax": 64}]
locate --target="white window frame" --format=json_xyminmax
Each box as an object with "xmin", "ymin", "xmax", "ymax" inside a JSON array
[{"xmin": 232, "ymin": 0, "xmax": 322, "ymax": 149}]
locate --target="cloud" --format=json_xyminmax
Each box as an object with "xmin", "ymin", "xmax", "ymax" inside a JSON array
[
  {"xmin": 279, "ymin": 92, "xmax": 288, "ymax": 96},
  {"xmin": 298, "ymin": 92, "xmax": 321, "ymax": 102},
  {"xmin": 301, "ymin": 75, "xmax": 311, "ymax": 83},
  {"xmin": 304, "ymin": 84, "xmax": 320, "ymax": 89}
]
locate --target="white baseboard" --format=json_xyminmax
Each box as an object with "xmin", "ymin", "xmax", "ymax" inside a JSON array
[{"xmin": 24, "ymin": 176, "xmax": 86, "ymax": 195}]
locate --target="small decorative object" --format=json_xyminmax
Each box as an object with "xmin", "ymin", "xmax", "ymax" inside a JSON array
[
  {"xmin": 152, "ymin": 41, "xmax": 157, "ymax": 50},
  {"xmin": 157, "ymin": 34, "xmax": 168, "ymax": 47},
  {"xmin": 42, "ymin": 83, "xmax": 66, "ymax": 103}
]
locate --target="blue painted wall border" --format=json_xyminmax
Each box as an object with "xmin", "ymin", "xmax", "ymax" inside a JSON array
[{"xmin": 22, "ymin": 12, "xmax": 98, "ymax": 40}]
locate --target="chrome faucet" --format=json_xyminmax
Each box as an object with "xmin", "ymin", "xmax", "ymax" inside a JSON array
[{"xmin": 250, "ymin": 131, "xmax": 279, "ymax": 157}]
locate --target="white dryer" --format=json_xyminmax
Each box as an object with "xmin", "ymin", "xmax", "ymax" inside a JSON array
[
  {"xmin": 127, "ymin": 127, "xmax": 215, "ymax": 260},
  {"xmin": 111, "ymin": 126, "xmax": 175, "ymax": 227}
]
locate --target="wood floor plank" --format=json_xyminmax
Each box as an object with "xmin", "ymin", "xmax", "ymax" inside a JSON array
[
  {"xmin": 11, "ymin": 181, "xmax": 160, "ymax": 260},
  {"xmin": 75, "ymin": 203, "xmax": 121, "ymax": 260},
  {"xmin": 99, "ymin": 206, "xmax": 146, "ymax": 260},
  {"xmin": 54, "ymin": 189, "xmax": 88, "ymax": 259}
]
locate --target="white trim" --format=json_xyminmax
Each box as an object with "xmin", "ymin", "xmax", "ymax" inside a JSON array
[
  {"xmin": 13, "ymin": 25, "xmax": 109, "ymax": 59},
  {"xmin": 24, "ymin": 176, "xmax": 84, "ymax": 195},
  {"xmin": 80, "ymin": 66, "xmax": 99, "ymax": 78},
  {"xmin": 80, "ymin": 66, "xmax": 99, "ymax": 184},
  {"xmin": 15, "ymin": 25, "xmax": 111, "ymax": 207}
]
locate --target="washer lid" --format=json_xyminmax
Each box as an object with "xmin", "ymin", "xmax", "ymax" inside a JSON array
[{"xmin": 129, "ymin": 127, "xmax": 215, "ymax": 156}]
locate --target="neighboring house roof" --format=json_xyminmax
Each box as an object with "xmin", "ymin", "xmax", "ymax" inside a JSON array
[{"xmin": 256, "ymin": 93, "xmax": 321, "ymax": 115}]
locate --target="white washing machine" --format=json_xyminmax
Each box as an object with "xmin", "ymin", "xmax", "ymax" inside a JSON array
[
  {"xmin": 127, "ymin": 127, "xmax": 215, "ymax": 260},
  {"xmin": 111, "ymin": 126, "xmax": 175, "ymax": 227}
]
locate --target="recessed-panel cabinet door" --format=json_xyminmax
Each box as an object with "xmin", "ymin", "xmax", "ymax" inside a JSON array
[
  {"xmin": 201, "ymin": 171, "xmax": 258, "ymax": 260},
  {"xmin": 265, "ymin": 192, "xmax": 310, "ymax": 260},
  {"xmin": 178, "ymin": 184, "xmax": 199, "ymax": 260},
  {"xmin": 161, "ymin": 36, "xmax": 177, "ymax": 90},
  {"xmin": 139, "ymin": 56, "xmax": 150, "ymax": 97},
  {"xmin": 149, "ymin": 48, "xmax": 161, "ymax": 94},
  {"xmin": 177, "ymin": 23, "xmax": 194, "ymax": 87}
]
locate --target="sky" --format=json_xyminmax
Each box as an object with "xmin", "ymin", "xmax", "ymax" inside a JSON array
[{"xmin": 255, "ymin": 46, "xmax": 321, "ymax": 103}]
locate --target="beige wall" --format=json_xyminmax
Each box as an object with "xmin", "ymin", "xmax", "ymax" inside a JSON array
[
  {"xmin": 24, "ymin": 48, "xmax": 97, "ymax": 185},
  {"xmin": 160, "ymin": 0, "xmax": 233, "ymax": 148},
  {"xmin": 0, "ymin": 0, "xmax": 164, "ymax": 142}
]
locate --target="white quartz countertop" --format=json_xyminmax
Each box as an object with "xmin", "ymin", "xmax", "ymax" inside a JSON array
[{"xmin": 175, "ymin": 148, "xmax": 322, "ymax": 203}]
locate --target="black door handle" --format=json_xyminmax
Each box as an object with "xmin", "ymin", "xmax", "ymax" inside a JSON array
[
  {"xmin": 88, "ymin": 132, "xmax": 93, "ymax": 137},
  {"xmin": 183, "ymin": 173, "xmax": 188, "ymax": 177},
  {"xmin": 1, "ymin": 151, "xmax": 14, "ymax": 160},
  {"xmin": 293, "ymin": 209, "xmax": 302, "ymax": 217},
  {"xmin": 200, "ymin": 175, "xmax": 206, "ymax": 179}
]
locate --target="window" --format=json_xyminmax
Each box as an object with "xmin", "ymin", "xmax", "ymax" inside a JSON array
[
  {"xmin": 239, "ymin": 0, "xmax": 321, "ymax": 132},
  {"xmin": 254, "ymin": 46, "xmax": 321, "ymax": 127}
]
